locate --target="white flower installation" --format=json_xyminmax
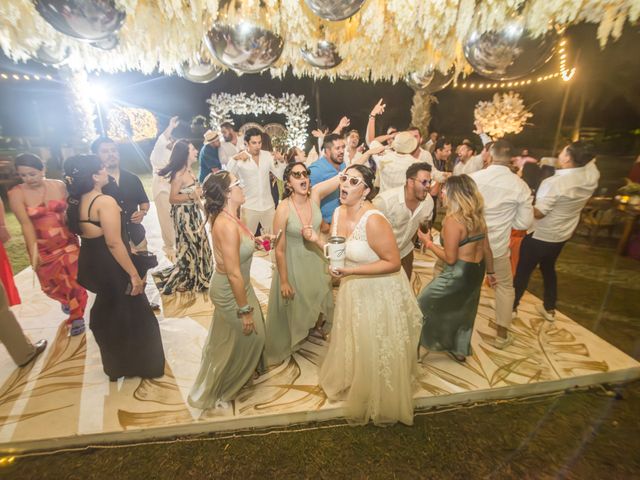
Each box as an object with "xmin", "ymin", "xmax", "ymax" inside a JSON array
[{"xmin": 474, "ymin": 91, "xmax": 534, "ymax": 138}]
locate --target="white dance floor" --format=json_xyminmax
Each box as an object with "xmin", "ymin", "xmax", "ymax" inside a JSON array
[{"xmin": 1, "ymin": 204, "xmax": 638, "ymax": 453}]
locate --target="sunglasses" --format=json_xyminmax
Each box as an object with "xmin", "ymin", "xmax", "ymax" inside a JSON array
[
  {"xmin": 339, "ymin": 174, "xmax": 364, "ymax": 187},
  {"xmin": 290, "ymin": 170, "xmax": 309, "ymax": 179},
  {"xmin": 228, "ymin": 179, "xmax": 244, "ymax": 189},
  {"xmin": 412, "ymin": 178, "xmax": 432, "ymax": 187}
]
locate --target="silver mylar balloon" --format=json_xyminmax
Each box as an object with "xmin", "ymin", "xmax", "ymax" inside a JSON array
[
  {"xmin": 427, "ymin": 69, "xmax": 455, "ymax": 92},
  {"xmin": 204, "ymin": 21, "xmax": 284, "ymax": 74},
  {"xmin": 90, "ymin": 34, "xmax": 119, "ymax": 50},
  {"xmin": 405, "ymin": 71, "xmax": 435, "ymax": 90},
  {"xmin": 34, "ymin": 43, "xmax": 70, "ymax": 66},
  {"xmin": 301, "ymin": 40, "xmax": 342, "ymax": 69},
  {"xmin": 34, "ymin": 0, "xmax": 126, "ymax": 42},
  {"xmin": 304, "ymin": 0, "xmax": 366, "ymax": 21},
  {"xmin": 179, "ymin": 61, "xmax": 223, "ymax": 83},
  {"xmin": 464, "ymin": 19, "xmax": 558, "ymax": 81}
]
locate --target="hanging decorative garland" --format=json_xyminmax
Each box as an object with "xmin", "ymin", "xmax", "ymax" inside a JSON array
[
  {"xmin": 473, "ymin": 91, "xmax": 533, "ymax": 138},
  {"xmin": 107, "ymin": 106, "xmax": 158, "ymax": 142},
  {"xmin": 207, "ymin": 93, "xmax": 309, "ymax": 148}
]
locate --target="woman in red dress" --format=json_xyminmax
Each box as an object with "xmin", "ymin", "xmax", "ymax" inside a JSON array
[
  {"xmin": 0, "ymin": 197, "xmax": 20, "ymax": 306},
  {"xmin": 8, "ymin": 153, "xmax": 87, "ymax": 336}
]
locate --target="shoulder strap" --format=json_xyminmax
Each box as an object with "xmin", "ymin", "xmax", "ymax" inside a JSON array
[
  {"xmin": 87, "ymin": 194, "xmax": 104, "ymax": 220},
  {"xmin": 331, "ymin": 207, "xmax": 340, "ymax": 236}
]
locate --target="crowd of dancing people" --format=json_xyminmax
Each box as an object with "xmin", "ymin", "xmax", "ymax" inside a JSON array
[{"xmin": 0, "ymin": 99, "xmax": 600, "ymax": 426}]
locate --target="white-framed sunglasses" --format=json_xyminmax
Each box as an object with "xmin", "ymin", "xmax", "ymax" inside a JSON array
[
  {"xmin": 338, "ymin": 173, "xmax": 364, "ymax": 187},
  {"xmin": 228, "ymin": 179, "xmax": 245, "ymax": 190}
]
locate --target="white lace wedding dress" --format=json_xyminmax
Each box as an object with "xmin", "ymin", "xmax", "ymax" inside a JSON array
[{"xmin": 319, "ymin": 208, "xmax": 422, "ymax": 426}]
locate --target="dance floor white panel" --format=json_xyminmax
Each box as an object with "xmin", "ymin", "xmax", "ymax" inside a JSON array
[{"xmin": 1, "ymin": 205, "xmax": 638, "ymax": 452}]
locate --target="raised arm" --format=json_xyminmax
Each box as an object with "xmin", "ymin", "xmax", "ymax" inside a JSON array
[
  {"xmin": 365, "ymin": 99, "xmax": 385, "ymax": 146},
  {"xmin": 98, "ymin": 196, "xmax": 143, "ymax": 295}
]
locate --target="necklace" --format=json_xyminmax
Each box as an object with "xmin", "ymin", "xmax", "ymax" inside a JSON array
[
  {"xmin": 290, "ymin": 196, "xmax": 312, "ymax": 228},
  {"xmin": 221, "ymin": 209, "xmax": 254, "ymax": 239}
]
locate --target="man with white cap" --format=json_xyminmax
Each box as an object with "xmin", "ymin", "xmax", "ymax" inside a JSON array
[
  {"xmin": 374, "ymin": 131, "xmax": 420, "ymax": 193},
  {"xmin": 198, "ymin": 130, "xmax": 221, "ymax": 183}
]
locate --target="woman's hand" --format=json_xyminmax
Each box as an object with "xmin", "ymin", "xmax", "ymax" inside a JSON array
[
  {"xmin": 280, "ymin": 282, "xmax": 295, "ymax": 300},
  {"xmin": 416, "ymin": 229, "xmax": 433, "ymax": 250},
  {"xmin": 241, "ymin": 312, "xmax": 257, "ymax": 336},
  {"xmin": 329, "ymin": 266, "xmax": 352, "ymax": 278},
  {"xmin": 486, "ymin": 273, "xmax": 498, "ymax": 289},
  {"xmin": 0, "ymin": 226, "xmax": 11, "ymax": 244},
  {"xmin": 302, "ymin": 226, "xmax": 318, "ymax": 243},
  {"xmin": 129, "ymin": 274, "xmax": 144, "ymax": 296}
]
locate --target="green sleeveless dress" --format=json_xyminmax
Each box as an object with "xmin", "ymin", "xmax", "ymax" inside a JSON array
[
  {"xmin": 264, "ymin": 200, "xmax": 334, "ymax": 366},
  {"xmin": 417, "ymin": 233, "xmax": 486, "ymax": 357},
  {"xmin": 188, "ymin": 234, "xmax": 265, "ymax": 408}
]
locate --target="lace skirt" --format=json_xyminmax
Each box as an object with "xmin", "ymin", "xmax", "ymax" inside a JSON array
[{"xmin": 319, "ymin": 271, "xmax": 422, "ymax": 426}]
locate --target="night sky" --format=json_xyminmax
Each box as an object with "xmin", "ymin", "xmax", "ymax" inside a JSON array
[{"xmin": 0, "ymin": 23, "xmax": 638, "ymax": 158}]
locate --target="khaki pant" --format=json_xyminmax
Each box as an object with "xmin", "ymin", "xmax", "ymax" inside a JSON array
[
  {"xmin": 0, "ymin": 282, "xmax": 35, "ymax": 366},
  {"xmin": 154, "ymin": 191, "xmax": 175, "ymax": 256},
  {"xmin": 493, "ymin": 254, "xmax": 514, "ymax": 329},
  {"xmin": 242, "ymin": 207, "xmax": 275, "ymax": 236}
]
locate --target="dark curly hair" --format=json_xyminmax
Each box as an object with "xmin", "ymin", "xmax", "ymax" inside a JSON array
[
  {"xmin": 282, "ymin": 162, "xmax": 310, "ymax": 200},
  {"xmin": 344, "ymin": 164, "xmax": 376, "ymax": 201},
  {"xmin": 202, "ymin": 171, "xmax": 232, "ymax": 223},
  {"xmin": 63, "ymin": 154, "xmax": 103, "ymax": 235}
]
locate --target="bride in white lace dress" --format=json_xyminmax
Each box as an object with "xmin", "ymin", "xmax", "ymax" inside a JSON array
[{"xmin": 306, "ymin": 165, "xmax": 422, "ymax": 426}]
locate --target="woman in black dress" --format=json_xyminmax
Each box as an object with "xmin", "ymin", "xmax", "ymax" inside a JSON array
[{"xmin": 64, "ymin": 155, "xmax": 165, "ymax": 381}]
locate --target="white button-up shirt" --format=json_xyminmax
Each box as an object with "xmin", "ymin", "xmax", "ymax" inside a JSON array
[
  {"xmin": 219, "ymin": 137, "xmax": 246, "ymax": 168},
  {"xmin": 149, "ymin": 134, "xmax": 172, "ymax": 196},
  {"xmin": 532, "ymin": 160, "xmax": 600, "ymax": 243},
  {"xmin": 373, "ymin": 186, "xmax": 434, "ymax": 258},
  {"xmin": 226, "ymin": 150, "xmax": 286, "ymax": 211},
  {"xmin": 368, "ymin": 141, "xmax": 419, "ymax": 193},
  {"xmin": 453, "ymin": 154, "xmax": 484, "ymax": 176},
  {"xmin": 344, "ymin": 148, "xmax": 363, "ymax": 166},
  {"xmin": 470, "ymin": 165, "xmax": 534, "ymax": 258}
]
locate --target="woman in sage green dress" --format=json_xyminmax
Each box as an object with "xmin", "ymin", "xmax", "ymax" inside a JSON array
[
  {"xmin": 416, "ymin": 175, "xmax": 497, "ymax": 363},
  {"xmin": 188, "ymin": 172, "xmax": 266, "ymax": 409},
  {"xmin": 264, "ymin": 154, "xmax": 379, "ymax": 367}
]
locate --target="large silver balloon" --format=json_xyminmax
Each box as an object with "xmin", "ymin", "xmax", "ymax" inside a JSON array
[
  {"xmin": 90, "ymin": 34, "xmax": 119, "ymax": 50},
  {"xmin": 464, "ymin": 19, "xmax": 558, "ymax": 81},
  {"xmin": 301, "ymin": 40, "xmax": 342, "ymax": 69},
  {"xmin": 179, "ymin": 61, "xmax": 223, "ymax": 83},
  {"xmin": 34, "ymin": 43, "xmax": 70, "ymax": 66},
  {"xmin": 204, "ymin": 21, "xmax": 284, "ymax": 74},
  {"xmin": 304, "ymin": 0, "xmax": 366, "ymax": 21},
  {"xmin": 405, "ymin": 69, "xmax": 454, "ymax": 92},
  {"xmin": 34, "ymin": 0, "xmax": 126, "ymax": 42}
]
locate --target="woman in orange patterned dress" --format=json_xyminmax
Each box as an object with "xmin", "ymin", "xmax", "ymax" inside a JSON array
[{"xmin": 8, "ymin": 153, "xmax": 87, "ymax": 336}]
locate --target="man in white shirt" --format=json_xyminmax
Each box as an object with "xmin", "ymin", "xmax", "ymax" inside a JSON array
[
  {"xmin": 513, "ymin": 142, "xmax": 600, "ymax": 322},
  {"xmin": 218, "ymin": 121, "xmax": 246, "ymax": 168},
  {"xmin": 452, "ymin": 141, "xmax": 477, "ymax": 176},
  {"xmin": 343, "ymin": 129, "xmax": 364, "ymax": 166},
  {"xmin": 470, "ymin": 140, "xmax": 534, "ymax": 348},
  {"xmin": 149, "ymin": 115, "xmax": 179, "ymax": 258},
  {"xmin": 373, "ymin": 131, "xmax": 419, "ymax": 193},
  {"xmin": 425, "ymin": 131, "xmax": 438, "ymax": 153},
  {"xmin": 227, "ymin": 127, "xmax": 286, "ymax": 234},
  {"xmin": 373, "ymin": 162, "xmax": 434, "ymax": 279}
]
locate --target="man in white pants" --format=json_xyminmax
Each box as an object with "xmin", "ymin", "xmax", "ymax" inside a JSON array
[
  {"xmin": 227, "ymin": 127, "xmax": 286, "ymax": 234},
  {"xmin": 149, "ymin": 116, "xmax": 179, "ymax": 260},
  {"xmin": 470, "ymin": 139, "xmax": 534, "ymax": 349}
]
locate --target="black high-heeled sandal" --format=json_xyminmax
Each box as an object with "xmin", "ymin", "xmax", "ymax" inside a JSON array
[{"xmin": 447, "ymin": 351, "xmax": 466, "ymax": 363}]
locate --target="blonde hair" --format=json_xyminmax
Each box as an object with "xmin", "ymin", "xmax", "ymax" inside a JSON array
[{"xmin": 443, "ymin": 174, "xmax": 486, "ymax": 235}]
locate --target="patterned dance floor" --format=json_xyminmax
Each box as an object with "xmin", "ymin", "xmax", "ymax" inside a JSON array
[{"xmin": 1, "ymin": 205, "xmax": 639, "ymax": 452}]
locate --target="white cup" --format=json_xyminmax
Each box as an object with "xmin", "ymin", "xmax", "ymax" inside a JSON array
[{"xmin": 323, "ymin": 236, "xmax": 346, "ymax": 269}]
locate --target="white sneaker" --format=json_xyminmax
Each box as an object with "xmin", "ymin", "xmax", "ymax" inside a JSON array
[
  {"xmin": 492, "ymin": 332, "xmax": 514, "ymax": 350},
  {"xmin": 536, "ymin": 304, "xmax": 556, "ymax": 322}
]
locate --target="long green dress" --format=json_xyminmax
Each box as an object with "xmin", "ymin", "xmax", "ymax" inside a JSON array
[
  {"xmin": 417, "ymin": 234, "xmax": 486, "ymax": 357},
  {"xmin": 264, "ymin": 200, "xmax": 334, "ymax": 366},
  {"xmin": 188, "ymin": 234, "xmax": 265, "ymax": 408}
]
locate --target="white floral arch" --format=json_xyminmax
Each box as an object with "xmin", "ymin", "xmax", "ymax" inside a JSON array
[{"xmin": 207, "ymin": 93, "xmax": 309, "ymax": 148}]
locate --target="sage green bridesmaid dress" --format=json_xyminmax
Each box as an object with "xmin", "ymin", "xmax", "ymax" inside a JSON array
[
  {"xmin": 188, "ymin": 235, "xmax": 265, "ymax": 408},
  {"xmin": 417, "ymin": 233, "xmax": 486, "ymax": 358},
  {"xmin": 264, "ymin": 200, "xmax": 334, "ymax": 366}
]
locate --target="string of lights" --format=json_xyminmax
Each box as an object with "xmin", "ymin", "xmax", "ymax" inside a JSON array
[
  {"xmin": 0, "ymin": 73, "xmax": 54, "ymax": 81},
  {"xmin": 454, "ymin": 37, "xmax": 576, "ymax": 90}
]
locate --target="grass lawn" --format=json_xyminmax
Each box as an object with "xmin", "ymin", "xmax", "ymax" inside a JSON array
[{"xmin": 3, "ymin": 173, "xmax": 640, "ymax": 479}]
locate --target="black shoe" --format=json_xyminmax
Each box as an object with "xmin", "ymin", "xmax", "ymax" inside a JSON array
[
  {"xmin": 18, "ymin": 339, "xmax": 47, "ymax": 368},
  {"xmin": 149, "ymin": 303, "xmax": 161, "ymax": 312}
]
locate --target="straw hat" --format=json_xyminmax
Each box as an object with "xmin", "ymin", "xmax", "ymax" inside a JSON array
[
  {"xmin": 391, "ymin": 131, "xmax": 418, "ymax": 154},
  {"xmin": 203, "ymin": 130, "xmax": 220, "ymax": 145}
]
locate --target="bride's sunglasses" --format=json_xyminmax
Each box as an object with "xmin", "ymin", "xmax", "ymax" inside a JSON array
[
  {"xmin": 339, "ymin": 174, "xmax": 364, "ymax": 187},
  {"xmin": 290, "ymin": 170, "xmax": 309, "ymax": 179}
]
